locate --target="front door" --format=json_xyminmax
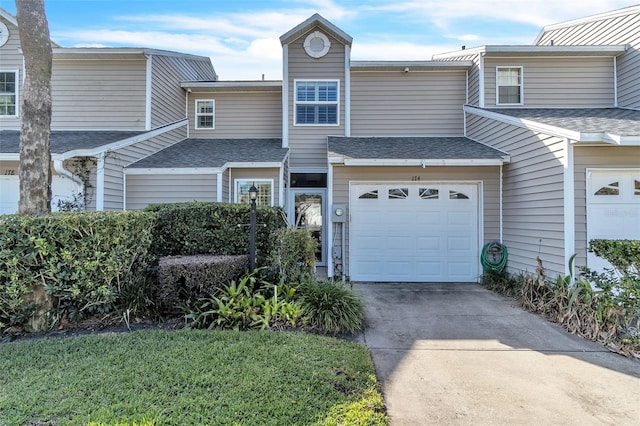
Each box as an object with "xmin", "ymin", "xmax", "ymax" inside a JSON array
[{"xmin": 290, "ymin": 189, "xmax": 326, "ymax": 266}]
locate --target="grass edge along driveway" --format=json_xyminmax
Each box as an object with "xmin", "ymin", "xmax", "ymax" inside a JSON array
[{"xmin": 0, "ymin": 329, "xmax": 387, "ymax": 425}]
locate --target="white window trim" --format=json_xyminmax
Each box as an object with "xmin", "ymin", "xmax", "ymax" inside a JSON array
[
  {"xmin": 294, "ymin": 79, "xmax": 340, "ymax": 127},
  {"xmin": 0, "ymin": 69, "xmax": 19, "ymax": 118},
  {"xmin": 495, "ymin": 66, "xmax": 523, "ymax": 106},
  {"xmin": 194, "ymin": 99, "xmax": 215, "ymax": 129},
  {"xmin": 234, "ymin": 178, "xmax": 275, "ymax": 206}
]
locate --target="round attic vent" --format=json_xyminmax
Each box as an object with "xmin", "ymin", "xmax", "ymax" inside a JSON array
[{"xmin": 304, "ymin": 31, "xmax": 331, "ymax": 58}]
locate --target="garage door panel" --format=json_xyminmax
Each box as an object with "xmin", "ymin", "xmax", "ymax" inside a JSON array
[
  {"xmin": 587, "ymin": 170, "xmax": 640, "ymax": 272},
  {"xmin": 350, "ymin": 182, "xmax": 479, "ymax": 282}
]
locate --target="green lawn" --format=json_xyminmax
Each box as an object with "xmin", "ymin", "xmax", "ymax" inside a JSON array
[{"xmin": 0, "ymin": 329, "xmax": 387, "ymax": 425}]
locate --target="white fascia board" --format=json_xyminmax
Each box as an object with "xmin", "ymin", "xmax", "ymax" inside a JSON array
[
  {"xmin": 342, "ymin": 158, "xmax": 506, "ymax": 166},
  {"xmin": 222, "ymin": 161, "xmax": 283, "ymax": 169},
  {"xmin": 125, "ymin": 167, "xmax": 221, "ymax": 175},
  {"xmin": 328, "ymin": 155, "xmax": 345, "ymax": 164},
  {"xmin": 432, "ymin": 46, "xmax": 486, "ymax": 60},
  {"xmin": 0, "ymin": 153, "xmax": 20, "ymax": 161},
  {"xmin": 0, "ymin": 9, "xmax": 18, "ymax": 26},
  {"xmin": 57, "ymin": 119, "xmax": 187, "ymax": 160}
]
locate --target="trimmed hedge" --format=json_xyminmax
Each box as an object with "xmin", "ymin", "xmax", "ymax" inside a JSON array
[
  {"xmin": 145, "ymin": 202, "xmax": 287, "ymax": 262},
  {"xmin": 157, "ymin": 254, "xmax": 248, "ymax": 314},
  {"xmin": 0, "ymin": 211, "xmax": 156, "ymax": 331}
]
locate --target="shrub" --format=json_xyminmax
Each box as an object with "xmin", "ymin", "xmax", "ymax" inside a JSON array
[
  {"xmin": 0, "ymin": 211, "xmax": 156, "ymax": 331},
  {"xmin": 156, "ymin": 254, "xmax": 248, "ymax": 314},
  {"xmin": 145, "ymin": 202, "xmax": 286, "ymax": 262},
  {"xmin": 184, "ymin": 271, "xmax": 303, "ymax": 331},
  {"xmin": 267, "ymin": 228, "xmax": 318, "ymax": 283},
  {"xmin": 298, "ymin": 279, "xmax": 364, "ymax": 335}
]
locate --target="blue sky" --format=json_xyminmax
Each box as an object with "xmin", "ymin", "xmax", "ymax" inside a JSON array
[{"xmin": 1, "ymin": 0, "xmax": 636, "ymax": 79}]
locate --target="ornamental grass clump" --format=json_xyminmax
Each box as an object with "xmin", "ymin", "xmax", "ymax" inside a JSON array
[{"xmin": 298, "ymin": 279, "xmax": 364, "ymax": 335}]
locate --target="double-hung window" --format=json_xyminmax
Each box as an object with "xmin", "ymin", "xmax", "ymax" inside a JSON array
[
  {"xmin": 496, "ymin": 67, "xmax": 523, "ymax": 105},
  {"xmin": 0, "ymin": 71, "xmax": 18, "ymax": 116},
  {"xmin": 295, "ymin": 80, "xmax": 339, "ymax": 125},
  {"xmin": 195, "ymin": 99, "xmax": 215, "ymax": 129},
  {"xmin": 235, "ymin": 179, "xmax": 274, "ymax": 206}
]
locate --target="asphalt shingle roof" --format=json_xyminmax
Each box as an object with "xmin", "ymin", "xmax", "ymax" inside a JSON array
[
  {"xmin": 126, "ymin": 138, "xmax": 288, "ymax": 168},
  {"xmin": 487, "ymin": 108, "xmax": 640, "ymax": 136},
  {"xmin": 328, "ymin": 136, "xmax": 507, "ymax": 160},
  {"xmin": 0, "ymin": 130, "xmax": 147, "ymax": 154}
]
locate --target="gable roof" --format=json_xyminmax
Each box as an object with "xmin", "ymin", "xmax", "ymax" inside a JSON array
[
  {"xmin": 126, "ymin": 138, "xmax": 288, "ymax": 170},
  {"xmin": 0, "ymin": 130, "xmax": 146, "ymax": 155},
  {"xmin": 328, "ymin": 136, "xmax": 509, "ymax": 166},
  {"xmin": 466, "ymin": 106, "xmax": 640, "ymax": 145},
  {"xmin": 280, "ymin": 13, "xmax": 352, "ymax": 46}
]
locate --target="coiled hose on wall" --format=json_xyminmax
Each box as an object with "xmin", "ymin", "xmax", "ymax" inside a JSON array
[{"xmin": 481, "ymin": 242, "xmax": 508, "ymax": 272}]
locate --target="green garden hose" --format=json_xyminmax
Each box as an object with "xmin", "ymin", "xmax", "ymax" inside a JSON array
[{"xmin": 481, "ymin": 242, "xmax": 508, "ymax": 272}]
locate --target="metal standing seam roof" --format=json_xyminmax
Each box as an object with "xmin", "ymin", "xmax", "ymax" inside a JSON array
[
  {"xmin": 126, "ymin": 138, "xmax": 288, "ymax": 169},
  {"xmin": 485, "ymin": 108, "xmax": 640, "ymax": 136},
  {"xmin": 328, "ymin": 136, "xmax": 508, "ymax": 160},
  {"xmin": 0, "ymin": 130, "xmax": 147, "ymax": 154}
]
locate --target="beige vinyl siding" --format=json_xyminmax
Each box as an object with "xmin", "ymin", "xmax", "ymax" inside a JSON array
[
  {"xmin": 350, "ymin": 71, "xmax": 466, "ymax": 136},
  {"xmin": 331, "ymin": 165, "xmax": 500, "ymax": 274},
  {"xmin": 227, "ymin": 167, "xmax": 281, "ymax": 205},
  {"xmin": 104, "ymin": 125, "xmax": 187, "ymax": 210},
  {"xmin": 150, "ymin": 55, "xmax": 216, "ymax": 128},
  {"xmin": 484, "ymin": 57, "xmax": 614, "ymax": 108},
  {"xmin": 126, "ymin": 173, "xmax": 217, "ymax": 210},
  {"xmin": 188, "ymin": 91, "xmax": 282, "ymax": 138},
  {"xmin": 287, "ymin": 30, "xmax": 345, "ymax": 170},
  {"xmin": 0, "ymin": 18, "xmax": 22, "ymax": 130},
  {"xmin": 536, "ymin": 10, "xmax": 640, "ymax": 108},
  {"xmin": 434, "ymin": 52, "xmax": 480, "ymax": 106},
  {"xmin": 466, "ymin": 112, "xmax": 567, "ymax": 276},
  {"xmin": 572, "ymin": 145, "xmax": 640, "ymax": 267},
  {"xmin": 51, "ymin": 59, "xmax": 147, "ymax": 130}
]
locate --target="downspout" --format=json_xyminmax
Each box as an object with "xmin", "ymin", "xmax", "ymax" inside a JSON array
[
  {"xmin": 478, "ymin": 53, "xmax": 485, "ymax": 108},
  {"xmin": 613, "ymin": 57, "xmax": 618, "ymax": 107},
  {"xmin": 344, "ymin": 45, "xmax": 351, "ymax": 137},
  {"xmin": 216, "ymin": 171, "xmax": 223, "ymax": 202},
  {"xmin": 123, "ymin": 171, "xmax": 127, "ymax": 210},
  {"xmin": 95, "ymin": 152, "xmax": 105, "ymax": 211},
  {"xmin": 563, "ymin": 138, "xmax": 576, "ymax": 277},
  {"xmin": 145, "ymin": 54, "xmax": 153, "ymax": 130},
  {"xmin": 282, "ymin": 44, "xmax": 289, "ymax": 148},
  {"xmin": 499, "ymin": 164, "xmax": 503, "ymax": 244},
  {"xmin": 278, "ymin": 161, "xmax": 285, "ymax": 207},
  {"xmin": 185, "ymin": 88, "xmax": 191, "ymax": 138},
  {"xmin": 53, "ymin": 158, "xmax": 83, "ymax": 191}
]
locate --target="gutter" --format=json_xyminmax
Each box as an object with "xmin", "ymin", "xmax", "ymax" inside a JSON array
[{"xmin": 53, "ymin": 158, "xmax": 83, "ymax": 188}]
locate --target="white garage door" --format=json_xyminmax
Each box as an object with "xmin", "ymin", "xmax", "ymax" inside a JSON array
[
  {"xmin": 349, "ymin": 182, "xmax": 479, "ymax": 282},
  {"xmin": 587, "ymin": 170, "xmax": 640, "ymax": 272},
  {"xmin": 0, "ymin": 175, "xmax": 80, "ymax": 214}
]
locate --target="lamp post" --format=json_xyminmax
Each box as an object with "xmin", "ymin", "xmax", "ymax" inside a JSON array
[{"xmin": 249, "ymin": 183, "xmax": 258, "ymax": 271}]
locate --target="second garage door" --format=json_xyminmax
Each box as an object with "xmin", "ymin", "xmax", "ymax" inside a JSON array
[{"xmin": 349, "ymin": 182, "xmax": 480, "ymax": 282}]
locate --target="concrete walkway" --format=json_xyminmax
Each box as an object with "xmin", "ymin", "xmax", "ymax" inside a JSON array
[{"xmin": 354, "ymin": 283, "xmax": 640, "ymax": 425}]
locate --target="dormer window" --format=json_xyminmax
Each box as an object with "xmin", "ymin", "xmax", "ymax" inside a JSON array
[
  {"xmin": 496, "ymin": 67, "xmax": 523, "ymax": 105},
  {"xmin": 294, "ymin": 80, "xmax": 339, "ymax": 125},
  {"xmin": 0, "ymin": 71, "xmax": 18, "ymax": 116}
]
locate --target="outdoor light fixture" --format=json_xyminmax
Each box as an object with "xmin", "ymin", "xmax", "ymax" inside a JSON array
[{"xmin": 249, "ymin": 183, "xmax": 258, "ymax": 271}]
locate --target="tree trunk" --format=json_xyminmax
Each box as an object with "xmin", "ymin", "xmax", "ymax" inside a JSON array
[{"xmin": 16, "ymin": 0, "xmax": 53, "ymax": 215}]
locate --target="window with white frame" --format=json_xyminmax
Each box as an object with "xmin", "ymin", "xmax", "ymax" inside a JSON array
[
  {"xmin": 496, "ymin": 67, "xmax": 523, "ymax": 105},
  {"xmin": 0, "ymin": 71, "xmax": 18, "ymax": 116},
  {"xmin": 195, "ymin": 99, "xmax": 215, "ymax": 129},
  {"xmin": 235, "ymin": 179, "xmax": 273, "ymax": 206},
  {"xmin": 294, "ymin": 80, "xmax": 339, "ymax": 125}
]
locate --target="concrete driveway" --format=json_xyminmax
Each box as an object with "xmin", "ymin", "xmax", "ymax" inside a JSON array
[{"xmin": 353, "ymin": 282, "xmax": 640, "ymax": 425}]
